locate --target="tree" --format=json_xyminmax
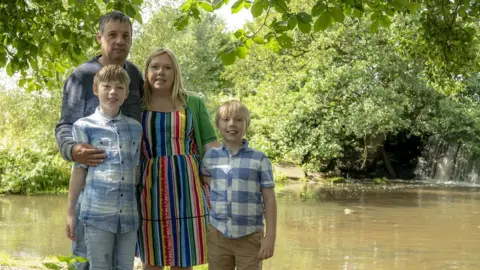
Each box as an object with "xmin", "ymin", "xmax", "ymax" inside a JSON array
[
  {"xmin": 0, "ymin": 0, "xmax": 143, "ymax": 91},
  {"xmin": 176, "ymin": 0, "xmax": 480, "ymax": 79},
  {"xmin": 219, "ymin": 12, "xmax": 480, "ymax": 172}
]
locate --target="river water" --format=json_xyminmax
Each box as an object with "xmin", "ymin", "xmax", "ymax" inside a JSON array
[{"xmin": 1, "ymin": 185, "xmax": 480, "ymax": 269}]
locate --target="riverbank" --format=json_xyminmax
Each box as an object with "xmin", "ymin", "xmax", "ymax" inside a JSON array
[{"xmin": 0, "ymin": 252, "xmax": 208, "ymax": 269}]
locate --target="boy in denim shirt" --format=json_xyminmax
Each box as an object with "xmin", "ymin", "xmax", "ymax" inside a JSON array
[
  {"xmin": 202, "ymin": 100, "xmax": 277, "ymax": 270},
  {"xmin": 65, "ymin": 65, "xmax": 142, "ymax": 269}
]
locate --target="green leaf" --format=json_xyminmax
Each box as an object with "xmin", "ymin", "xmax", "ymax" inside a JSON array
[
  {"xmin": 0, "ymin": 49, "xmax": 6, "ymax": 67},
  {"xmin": 312, "ymin": 3, "xmax": 326, "ymax": 17},
  {"xmin": 234, "ymin": 29, "xmax": 245, "ymax": 38},
  {"xmin": 6, "ymin": 60, "xmax": 14, "ymax": 76},
  {"xmin": 274, "ymin": 20, "xmax": 289, "ymax": 31},
  {"xmin": 253, "ymin": 35, "xmax": 265, "ymax": 44},
  {"xmin": 106, "ymin": 1, "xmax": 114, "ymax": 10},
  {"xmin": 199, "ymin": 2, "xmax": 214, "ymax": 12},
  {"xmin": 245, "ymin": 38, "xmax": 253, "ymax": 48},
  {"xmin": 273, "ymin": 0, "xmax": 288, "ymax": 13},
  {"xmin": 298, "ymin": 21, "xmax": 312, "ymax": 33},
  {"xmin": 266, "ymin": 37, "xmax": 281, "ymax": 53},
  {"xmin": 125, "ymin": 4, "xmax": 136, "ymax": 18},
  {"xmin": 213, "ymin": 0, "xmax": 227, "ymax": 9},
  {"xmin": 369, "ymin": 20, "xmax": 379, "ymax": 33},
  {"xmin": 131, "ymin": 0, "xmax": 143, "ymax": 5},
  {"xmin": 181, "ymin": 2, "xmax": 192, "ymax": 12},
  {"xmin": 251, "ymin": 0, "xmax": 264, "ymax": 17},
  {"xmin": 61, "ymin": 29, "xmax": 71, "ymax": 39},
  {"xmin": 330, "ymin": 7, "xmax": 344, "ymax": 23},
  {"xmin": 352, "ymin": 8, "xmax": 363, "ymax": 18},
  {"xmin": 43, "ymin": 263, "xmax": 60, "ymax": 270},
  {"xmin": 379, "ymin": 16, "xmax": 392, "ymax": 27},
  {"xmin": 174, "ymin": 15, "xmax": 189, "ymax": 30},
  {"xmin": 55, "ymin": 62, "xmax": 66, "ymax": 73},
  {"xmin": 314, "ymin": 12, "xmax": 332, "ymax": 31},
  {"xmin": 234, "ymin": 45, "xmax": 248, "ymax": 59},
  {"xmin": 231, "ymin": 0, "xmax": 245, "ymax": 13},
  {"xmin": 57, "ymin": 256, "xmax": 71, "ymax": 263},
  {"xmin": 288, "ymin": 16, "xmax": 297, "ymax": 29},
  {"xmin": 407, "ymin": 2, "xmax": 421, "ymax": 13},
  {"xmin": 296, "ymin": 12, "xmax": 312, "ymax": 24},
  {"xmin": 74, "ymin": 256, "xmax": 88, "ymax": 263},
  {"xmin": 190, "ymin": 7, "xmax": 201, "ymax": 20},
  {"xmin": 134, "ymin": 12, "xmax": 143, "ymax": 24},
  {"xmin": 221, "ymin": 50, "xmax": 237, "ymax": 65},
  {"xmin": 277, "ymin": 34, "xmax": 293, "ymax": 48}
]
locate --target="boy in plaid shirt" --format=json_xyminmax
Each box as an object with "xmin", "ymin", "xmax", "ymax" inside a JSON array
[{"xmin": 202, "ymin": 100, "xmax": 277, "ymax": 270}]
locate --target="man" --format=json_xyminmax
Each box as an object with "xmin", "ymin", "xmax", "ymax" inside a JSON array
[{"xmin": 55, "ymin": 11, "xmax": 143, "ymax": 269}]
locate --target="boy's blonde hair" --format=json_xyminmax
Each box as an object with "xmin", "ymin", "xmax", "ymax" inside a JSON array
[
  {"xmin": 93, "ymin": 65, "xmax": 130, "ymax": 94},
  {"xmin": 143, "ymin": 48, "xmax": 188, "ymax": 108},
  {"xmin": 215, "ymin": 100, "xmax": 251, "ymax": 129}
]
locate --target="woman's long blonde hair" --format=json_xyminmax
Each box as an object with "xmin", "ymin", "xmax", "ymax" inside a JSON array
[{"xmin": 142, "ymin": 48, "xmax": 188, "ymax": 108}]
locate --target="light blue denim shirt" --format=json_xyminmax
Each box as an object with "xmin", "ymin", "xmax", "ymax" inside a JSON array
[
  {"xmin": 202, "ymin": 140, "xmax": 275, "ymax": 238},
  {"xmin": 72, "ymin": 107, "xmax": 142, "ymax": 233}
]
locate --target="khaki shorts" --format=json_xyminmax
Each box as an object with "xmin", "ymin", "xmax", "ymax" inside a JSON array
[{"xmin": 207, "ymin": 224, "xmax": 263, "ymax": 270}]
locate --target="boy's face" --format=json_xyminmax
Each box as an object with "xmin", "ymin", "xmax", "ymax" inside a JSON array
[
  {"xmin": 217, "ymin": 112, "xmax": 247, "ymax": 145},
  {"xmin": 97, "ymin": 20, "xmax": 132, "ymax": 64},
  {"xmin": 94, "ymin": 80, "xmax": 128, "ymax": 115}
]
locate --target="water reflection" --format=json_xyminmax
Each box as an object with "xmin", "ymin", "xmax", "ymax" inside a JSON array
[{"xmin": 2, "ymin": 187, "xmax": 480, "ymax": 269}]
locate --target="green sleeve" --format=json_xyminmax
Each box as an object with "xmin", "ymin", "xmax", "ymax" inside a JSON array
[{"xmin": 196, "ymin": 97, "xmax": 217, "ymax": 145}]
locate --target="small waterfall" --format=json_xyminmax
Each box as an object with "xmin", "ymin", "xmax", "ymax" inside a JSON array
[{"xmin": 415, "ymin": 136, "xmax": 480, "ymax": 184}]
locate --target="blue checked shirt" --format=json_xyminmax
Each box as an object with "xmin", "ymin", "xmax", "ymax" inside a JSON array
[
  {"xmin": 202, "ymin": 140, "xmax": 275, "ymax": 238},
  {"xmin": 72, "ymin": 107, "xmax": 142, "ymax": 233}
]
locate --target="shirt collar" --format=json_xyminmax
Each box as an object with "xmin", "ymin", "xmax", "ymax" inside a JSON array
[
  {"xmin": 222, "ymin": 139, "xmax": 251, "ymax": 154},
  {"xmin": 93, "ymin": 107, "xmax": 124, "ymax": 124}
]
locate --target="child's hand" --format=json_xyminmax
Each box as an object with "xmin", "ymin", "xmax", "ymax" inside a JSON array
[
  {"xmin": 65, "ymin": 215, "xmax": 76, "ymax": 241},
  {"xmin": 257, "ymin": 235, "xmax": 275, "ymax": 260}
]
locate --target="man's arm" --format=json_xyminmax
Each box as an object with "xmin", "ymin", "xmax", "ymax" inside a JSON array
[{"xmin": 55, "ymin": 73, "xmax": 104, "ymax": 165}]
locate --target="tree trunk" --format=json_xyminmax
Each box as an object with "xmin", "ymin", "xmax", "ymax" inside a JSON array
[{"xmin": 382, "ymin": 147, "xmax": 397, "ymax": 178}]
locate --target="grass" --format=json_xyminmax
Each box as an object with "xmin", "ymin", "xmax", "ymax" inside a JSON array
[
  {"xmin": 0, "ymin": 252, "xmax": 209, "ymax": 269},
  {"xmin": 0, "ymin": 252, "xmax": 58, "ymax": 269}
]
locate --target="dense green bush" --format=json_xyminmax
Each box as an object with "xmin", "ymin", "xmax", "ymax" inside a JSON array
[{"xmin": 0, "ymin": 147, "xmax": 70, "ymax": 194}]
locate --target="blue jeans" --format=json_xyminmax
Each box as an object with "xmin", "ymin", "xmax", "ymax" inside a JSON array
[
  {"xmin": 73, "ymin": 193, "xmax": 123, "ymax": 269},
  {"xmin": 84, "ymin": 222, "xmax": 137, "ymax": 270},
  {"xmin": 73, "ymin": 193, "xmax": 89, "ymax": 270}
]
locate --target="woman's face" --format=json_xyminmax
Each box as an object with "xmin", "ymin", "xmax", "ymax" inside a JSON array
[{"xmin": 147, "ymin": 53, "xmax": 175, "ymax": 93}]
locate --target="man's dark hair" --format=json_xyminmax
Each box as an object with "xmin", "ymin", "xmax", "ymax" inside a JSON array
[{"xmin": 99, "ymin": 11, "xmax": 132, "ymax": 33}]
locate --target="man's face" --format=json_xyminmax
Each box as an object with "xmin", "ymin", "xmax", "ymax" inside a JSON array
[{"xmin": 97, "ymin": 20, "xmax": 132, "ymax": 64}]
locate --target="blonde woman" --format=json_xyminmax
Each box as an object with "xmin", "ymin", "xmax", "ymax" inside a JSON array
[{"xmin": 137, "ymin": 48, "xmax": 219, "ymax": 270}]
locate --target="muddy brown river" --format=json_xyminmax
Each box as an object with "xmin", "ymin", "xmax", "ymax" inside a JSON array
[{"xmin": 1, "ymin": 184, "xmax": 479, "ymax": 269}]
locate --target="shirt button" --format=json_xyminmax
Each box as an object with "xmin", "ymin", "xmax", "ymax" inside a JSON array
[
  {"xmin": 120, "ymin": 194, "xmax": 123, "ymax": 197},
  {"xmin": 120, "ymin": 210, "xmax": 122, "ymax": 213},
  {"xmin": 121, "ymin": 161, "xmax": 124, "ymax": 164},
  {"xmin": 120, "ymin": 146, "xmax": 122, "ymax": 149},
  {"xmin": 122, "ymin": 177, "xmax": 124, "ymax": 180}
]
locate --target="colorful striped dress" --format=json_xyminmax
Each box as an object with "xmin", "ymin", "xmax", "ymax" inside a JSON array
[{"xmin": 137, "ymin": 109, "xmax": 209, "ymax": 267}]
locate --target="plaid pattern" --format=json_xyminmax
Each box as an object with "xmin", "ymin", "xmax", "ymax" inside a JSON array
[
  {"xmin": 202, "ymin": 140, "xmax": 274, "ymax": 238},
  {"xmin": 72, "ymin": 107, "xmax": 142, "ymax": 233}
]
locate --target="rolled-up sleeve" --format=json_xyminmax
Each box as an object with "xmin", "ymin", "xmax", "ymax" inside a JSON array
[{"xmin": 71, "ymin": 121, "xmax": 88, "ymax": 169}]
